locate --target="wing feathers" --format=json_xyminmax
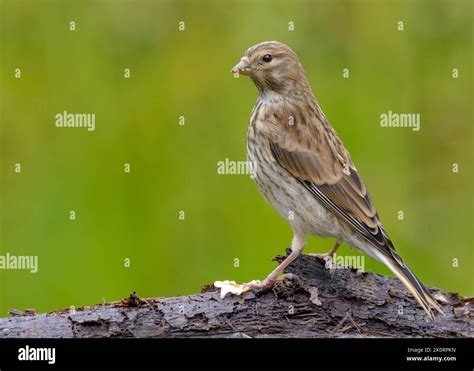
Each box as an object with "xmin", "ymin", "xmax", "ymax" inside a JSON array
[{"xmin": 267, "ymin": 115, "xmax": 399, "ymax": 262}]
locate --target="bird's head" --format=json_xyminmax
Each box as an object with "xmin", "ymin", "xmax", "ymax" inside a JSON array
[{"xmin": 231, "ymin": 41, "xmax": 308, "ymax": 96}]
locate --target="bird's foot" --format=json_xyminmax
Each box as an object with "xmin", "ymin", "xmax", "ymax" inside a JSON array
[
  {"xmin": 309, "ymin": 252, "xmax": 333, "ymax": 262},
  {"xmin": 275, "ymin": 273, "xmax": 300, "ymax": 285},
  {"xmin": 309, "ymin": 241, "xmax": 340, "ymax": 270},
  {"xmin": 243, "ymin": 273, "xmax": 299, "ymax": 291},
  {"xmin": 309, "ymin": 253, "xmax": 336, "ymax": 270}
]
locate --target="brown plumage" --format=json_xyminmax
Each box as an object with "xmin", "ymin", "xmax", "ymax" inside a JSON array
[{"xmin": 230, "ymin": 41, "xmax": 443, "ymax": 319}]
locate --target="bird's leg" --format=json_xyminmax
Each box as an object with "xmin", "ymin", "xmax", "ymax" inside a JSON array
[
  {"xmin": 309, "ymin": 241, "xmax": 340, "ymax": 263},
  {"xmin": 243, "ymin": 233, "xmax": 306, "ymax": 292}
]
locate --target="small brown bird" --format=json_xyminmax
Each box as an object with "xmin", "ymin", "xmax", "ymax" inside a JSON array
[{"xmin": 229, "ymin": 41, "xmax": 443, "ymax": 319}]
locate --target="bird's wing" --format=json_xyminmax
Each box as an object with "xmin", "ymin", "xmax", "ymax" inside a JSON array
[{"xmin": 266, "ymin": 104, "xmax": 402, "ymax": 264}]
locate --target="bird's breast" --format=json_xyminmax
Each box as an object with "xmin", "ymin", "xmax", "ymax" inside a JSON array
[{"xmin": 245, "ymin": 102, "xmax": 344, "ymax": 239}]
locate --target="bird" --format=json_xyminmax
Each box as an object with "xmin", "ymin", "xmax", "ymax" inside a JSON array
[{"xmin": 228, "ymin": 40, "xmax": 444, "ymax": 319}]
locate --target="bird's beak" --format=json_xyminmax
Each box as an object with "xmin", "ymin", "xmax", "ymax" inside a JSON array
[{"xmin": 231, "ymin": 56, "xmax": 251, "ymax": 76}]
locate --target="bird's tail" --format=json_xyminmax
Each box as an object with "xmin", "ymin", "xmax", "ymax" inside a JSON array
[{"xmin": 374, "ymin": 252, "xmax": 444, "ymax": 320}]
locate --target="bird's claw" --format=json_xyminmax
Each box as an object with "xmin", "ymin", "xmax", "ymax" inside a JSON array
[
  {"xmin": 309, "ymin": 253, "xmax": 336, "ymax": 270},
  {"xmin": 275, "ymin": 273, "xmax": 300, "ymax": 285}
]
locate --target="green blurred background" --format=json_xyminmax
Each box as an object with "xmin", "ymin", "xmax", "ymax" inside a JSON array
[{"xmin": 0, "ymin": 0, "xmax": 472, "ymax": 316}]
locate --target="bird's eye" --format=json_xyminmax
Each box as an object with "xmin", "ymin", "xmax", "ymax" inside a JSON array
[{"xmin": 262, "ymin": 54, "xmax": 273, "ymax": 63}]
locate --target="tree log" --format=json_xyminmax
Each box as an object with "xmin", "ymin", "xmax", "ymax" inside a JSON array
[{"xmin": 0, "ymin": 252, "xmax": 472, "ymax": 338}]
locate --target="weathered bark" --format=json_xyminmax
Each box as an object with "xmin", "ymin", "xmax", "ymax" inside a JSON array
[{"xmin": 0, "ymin": 252, "xmax": 472, "ymax": 338}]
